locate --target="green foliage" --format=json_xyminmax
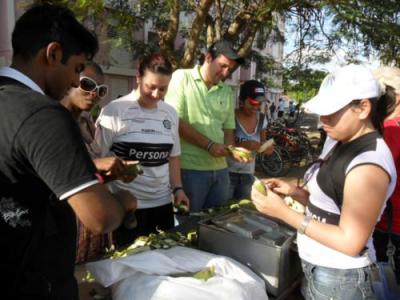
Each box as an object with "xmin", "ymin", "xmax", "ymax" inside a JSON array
[
  {"xmin": 283, "ymin": 67, "xmax": 327, "ymax": 103},
  {"xmin": 285, "ymin": 1, "xmax": 400, "ymax": 67},
  {"xmin": 330, "ymin": 0, "xmax": 400, "ymax": 66},
  {"xmin": 32, "ymin": 0, "xmax": 400, "ymax": 70}
]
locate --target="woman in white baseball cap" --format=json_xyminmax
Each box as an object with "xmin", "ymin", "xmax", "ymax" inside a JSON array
[{"xmin": 251, "ymin": 64, "xmax": 397, "ymax": 299}]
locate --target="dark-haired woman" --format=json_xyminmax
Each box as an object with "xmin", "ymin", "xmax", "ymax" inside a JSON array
[
  {"xmin": 251, "ymin": 64, "xmax": 396, "ymax": 299},
  {"xmin": 373, "ymin": 66, "xmax": 400, "ymax": 282},
  {"xmin": 95, "ymin": 53, "xmax": 189, "ymax": 247},
  {"xmin": 62, "ymin": 61, "xmax": 138, "ymax": 262},
  {"xmin": 227, "ymin": 80, "xmax": 273, "ymax": 200}
]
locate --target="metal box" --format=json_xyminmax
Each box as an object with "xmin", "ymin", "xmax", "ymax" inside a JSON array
[{"xmin": 198, "ymin": 208, "xmax": 302, "ymax": 297}]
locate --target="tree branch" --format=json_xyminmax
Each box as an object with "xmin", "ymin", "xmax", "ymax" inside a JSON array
[
  {"xmin": 158, "ymin": 0, "xmax": 180, "ymax": 69},
  {"xmin": 215, "ymin": 0, "xmax": 223, "ymax": 41},
  {"xmin": 182, "ymin": 0, "xmax": 214, "ymax": 68}
]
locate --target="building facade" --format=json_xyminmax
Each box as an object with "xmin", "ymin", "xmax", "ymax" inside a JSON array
[{"xmin": 0, "ymin": 1, "xmax": 284, "ymax": 107}]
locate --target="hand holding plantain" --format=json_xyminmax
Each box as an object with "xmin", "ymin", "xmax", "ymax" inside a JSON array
[
  {"xmin": 251, "ymin": 179, "xmax": 288, "ymax": 219},
  {"xmin": 227, "ymin": 145, "xmax": 253, "ymax": 163},
  {"xmin": 94, "ymin": 157, "xmax": 140, "ymax": 183},
  {"xmin": 208, "ymin": 143, "xmax": 230, "ymax": 157}
]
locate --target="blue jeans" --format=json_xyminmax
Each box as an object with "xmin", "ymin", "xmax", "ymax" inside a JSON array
[
  {"xmin": 301, "ymin": 260, "xmax": 376, "ymax": 300},
  {"xmin": 181, "ymin": 168, "xmax": 231, "ymax": 212},
  {"xmin": 229, "ymin": 172, "xmax": 254, "ymax": 200},
  {"xmin": 373, "ymin": 229, "xmax": 400, "ymax": 283}
]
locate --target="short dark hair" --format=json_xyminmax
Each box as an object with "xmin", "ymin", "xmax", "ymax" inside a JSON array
[
  {"xmin": 12, "ymin": 3, "xmax": 98, "ymax": 63},
  {"xmin": 138, "ymin": 53, "xmax": 173, "ymax": 77}
]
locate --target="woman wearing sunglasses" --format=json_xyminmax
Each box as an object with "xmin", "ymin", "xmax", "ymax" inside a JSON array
[
  {"xmin": 62, "ymin": 61, "xmax": 108, "ymax": 158},
  {"xmin": 95, "ymin": 53, "xmax": 189, "ymax": 248},
  {"xmin": 62, "ymin": 61, "xmax": 138, "ymax": 263},
  {"xmin": 251, "ymin": 64, "xmax": 397, "ymax": 299},
  {"xmin": 227, "ymin": 80, "xmax": 273, "ymax": 200}
]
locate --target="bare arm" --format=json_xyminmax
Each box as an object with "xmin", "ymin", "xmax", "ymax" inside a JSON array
[
  {"xmin": 169, "ymin": 156, "xmax": 184, "ymax": 189},
  {"xmin": 236, "ymin": 129, "xmax": 267, "ymax": 152},
  {"xmin": 224, "ymin": 129, "xmax": 235, "ymax": 145},
  {"xmin": 179, "ymin": 119, "xmax": 209, "ymax": 150},
  {"xmin": 169, "ymin": 156, "xmax": 190, "ymax": 207},
  {"xmin": 260, "ymin": 128, "xmax": 266, "ymax": 145},
  {"xmin": 179, "ymin": 119, "xmax": 229, "ymax": 157},
  {"xmin": 302, "ymin": 165, "xmax": 389, "ymax": 256},
  {"xmin": 67, "ymin": 184, "xmax": 135, "ymax": 234},
  {"xmin": 253, "ymin": 164, "xmax": 389, "ymax": 256}
]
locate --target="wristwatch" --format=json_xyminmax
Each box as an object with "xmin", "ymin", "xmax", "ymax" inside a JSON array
[
  {"xmin": 172, "ymin": 186, "xmax": 184, "ymax": 195},
  {"xmin": 298, "ymin": 215, "xmax": 312, "ymax": 235}
]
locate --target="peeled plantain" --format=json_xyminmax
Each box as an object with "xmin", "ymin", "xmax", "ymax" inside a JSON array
[
  {"xmin": 227, "ymin": 145, "xmax": 252, "ymax": 161},
  {"xmin": 192, "ymin": 266, "xmax": 216, "ymax": 281},
  {"xmin": 252, "ymin": 180, "xmax": 268, "ymax": 195}
]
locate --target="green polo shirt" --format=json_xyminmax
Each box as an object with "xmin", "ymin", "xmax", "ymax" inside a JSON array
[{"xmin": 165, "ymin": 66, "xmax": 235, "ymax": 170}]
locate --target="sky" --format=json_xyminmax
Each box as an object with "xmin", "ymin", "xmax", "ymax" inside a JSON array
[{"xmin": 283, "ymin": 14, "xmax": 381, "ymax": 73}]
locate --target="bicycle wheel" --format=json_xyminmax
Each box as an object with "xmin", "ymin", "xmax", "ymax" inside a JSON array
[{"xmin": 257, "ymin": 148, "xmax": 290, "ymax": 177}]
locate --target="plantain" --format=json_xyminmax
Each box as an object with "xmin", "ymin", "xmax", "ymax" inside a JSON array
[
  {"xmin": 229, "ymin": 199, "xmax": 255, "ymax": 210},
  {"xmin": 258, "ymin": 138, "xmax": 275, "ymax": 153},
  {"xmin": 123, "ymin": 163, "xmax": 143, "ymax": 176},
  {"xmin": 227, "ymin": 145, "xmax": 252, "ymax": 161},
  {"xmin": 174, "ymin": 203, "xmax": 189, "ymax": 215},
  {"xmin": 252, "ymin": 180, "xmax": 268, "ymax": 195},
  {"xmin": 192, "ymin": 266, "xmax": 216, "ymax": 281},
  {"xmin": 106, "ymin": 229, "xmax": 194, "ymax": 259}
]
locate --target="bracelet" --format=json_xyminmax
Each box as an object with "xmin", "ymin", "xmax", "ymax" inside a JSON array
[
  {"xmin": 172, "ymin": 186, "xmax": 184, "ymax": 195},
  {"xmin": 298, "ymin": 215, "xmax": 312, "ymax": 235},
  {"xmin": 206, "ymin": 140, "xmax": 215, "ymax": 152}
]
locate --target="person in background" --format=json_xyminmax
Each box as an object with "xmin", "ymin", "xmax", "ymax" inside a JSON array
[
  {"xmin": 228, "ymin": 80, "xmax": 273, "ymax": 200},
  {"xmin": 373, "ymin": 66, "xmax": 400, "ymax": 282},
  {"xmin": 95, "ymin": 53, "xmax": 189, "ymax": 248},
  {"xmin": 61, "ymin": 61, "xmax": 138, "ymax": 263},
  {"xmin": 252, "ymin": 64, "xmax": 396, "ymax": 299},
  {"xmin": 0, "ymin": 4, "xmax": 136, "ymax": 299},
  {"xmin": 164, "ymin": 39, "xmax": 246, "ymax": 212},
  {"xmin": 289, "ymin": 100, "xmax": 296, "ymax": 117},
  {"xmin": 269, "ymin": 100, "xmax": 276, "ymax": 121},
  {"xmin": 277, "ymin": 98, "xmax": 285, "ymax": 118}
]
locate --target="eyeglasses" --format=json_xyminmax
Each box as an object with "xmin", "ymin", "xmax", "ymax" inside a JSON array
[
  {"xmin": 297, "ymin": 158, "xmax": 325, "ymax": 188},
  {"xmin": 79, "ymin": 76, "xmax": 108, "ymax": 98}
]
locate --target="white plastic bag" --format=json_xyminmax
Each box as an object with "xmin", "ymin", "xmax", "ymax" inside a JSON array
[{"xmin": 86, "ymin": 246, "xmax": 267, "ymax": 300}]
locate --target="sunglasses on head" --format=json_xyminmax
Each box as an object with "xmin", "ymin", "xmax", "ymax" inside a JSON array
[{"xmin": 79, "ymin": 76, "xmax": 108, "ymax": 98}]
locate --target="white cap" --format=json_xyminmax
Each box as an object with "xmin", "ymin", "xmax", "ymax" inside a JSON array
[{"xmin": 304, "ymin": 64, "xmax": 381, "ymax": 116}]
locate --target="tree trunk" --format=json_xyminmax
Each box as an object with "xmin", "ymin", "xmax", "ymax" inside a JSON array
[
  {"xmin": 206, "ymin": 14, "xmax": 215, "ymax": 48},
  {"xmin": 239, "ymin": 23, "xmax": 259, "ymax": 58},
  {"xmin": 159, "ymin": 0, "xmax": 180, "ymax": 69},
  {"xmin": 215, "ymin": 0, "xmax": 222, "ymax": 41},
  {"xmin": 181, "ymin": 0, "xmax": 214, "ymax": 68}
]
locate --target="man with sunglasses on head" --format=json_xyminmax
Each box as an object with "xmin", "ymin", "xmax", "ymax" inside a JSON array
[
  {"xmin": 165, "ymin": 40, "xmax": 246, "ymax": 212},
  {"xmin": 0, "ymin": 4, "xmax": 136, "ymax": 299}
]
